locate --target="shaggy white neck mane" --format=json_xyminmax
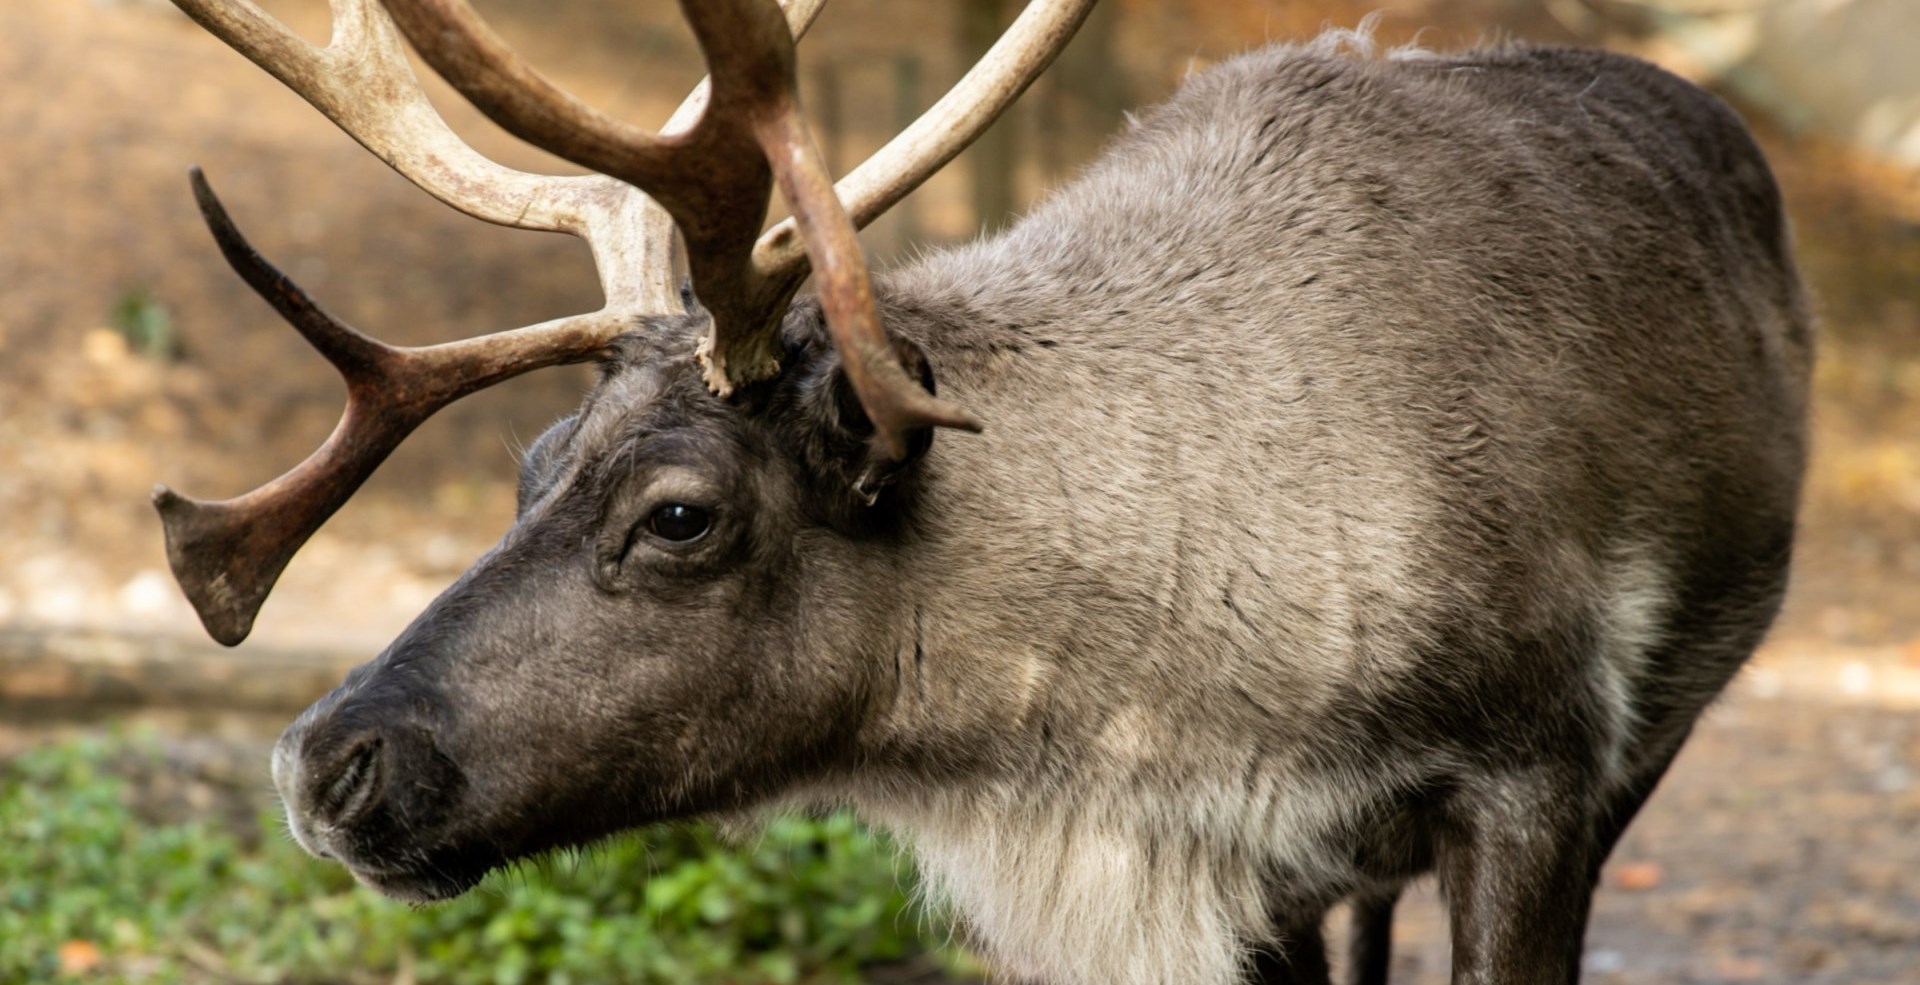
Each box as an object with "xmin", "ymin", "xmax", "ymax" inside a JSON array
[{"xmin": 859, "ymin": 766, "xmax": 1400, "ymax": 985}]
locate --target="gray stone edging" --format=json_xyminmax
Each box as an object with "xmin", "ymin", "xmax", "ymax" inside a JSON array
[{"xmin": 0, "ymin": 625, "xmax": 359, "ymax": 714}]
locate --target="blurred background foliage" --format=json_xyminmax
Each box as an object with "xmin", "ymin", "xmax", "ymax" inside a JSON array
[{"xmin": 1, "ymin": 0, "xmax": 1917, "ymax": 982}]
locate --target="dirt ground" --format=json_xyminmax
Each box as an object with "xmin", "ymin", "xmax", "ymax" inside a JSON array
[{"xmin": 3, "ymin": 0, "xmax": 1919, "ymax": 981}]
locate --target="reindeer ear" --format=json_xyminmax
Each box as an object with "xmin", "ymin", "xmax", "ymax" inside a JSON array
[
  {"xmin": 828, "ymin": 335, "xmax": 940, "ymax": 504},
  {"xmin": 783, "ymin": 309, "xmax": 940, "ymax": 507}
]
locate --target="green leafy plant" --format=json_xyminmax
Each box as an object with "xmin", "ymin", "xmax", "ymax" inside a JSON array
[
  {"xmin": 109, "ymin": 289, "xmax": 179, "ymax": 362},
  {"xmin": 0, "ymin": 733, "xmax": 958, "ymax": 984}
]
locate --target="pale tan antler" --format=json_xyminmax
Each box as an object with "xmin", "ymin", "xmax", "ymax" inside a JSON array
[{"xmin": 156, "ymin": 0, "xmax": 1087, "ymax": 646}]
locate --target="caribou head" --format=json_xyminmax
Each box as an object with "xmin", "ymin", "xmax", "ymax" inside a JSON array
[{"xmin": 156, "ymin": 0, "xmax": 1089, "ymax": 900}]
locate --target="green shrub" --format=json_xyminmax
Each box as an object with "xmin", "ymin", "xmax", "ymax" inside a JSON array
[
  {"xmin": 0, "ymin": 733, "xmax": 954, "ymax": 984},
  {"xmin": 109, "ymin": 290, "xmax": 179, "ymax": 362}
]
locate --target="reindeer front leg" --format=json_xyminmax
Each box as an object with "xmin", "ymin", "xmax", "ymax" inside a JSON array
[{"xmin": 1438, "ymin": 773, "xmax": 1599, "ymax": 985}]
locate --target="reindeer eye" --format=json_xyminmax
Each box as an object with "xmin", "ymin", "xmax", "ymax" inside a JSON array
[{"xmin": 647, "ymin": 503, "xmax": 711, "ymax": 543}]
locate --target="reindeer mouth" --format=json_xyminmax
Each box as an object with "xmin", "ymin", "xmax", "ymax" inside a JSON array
[
  {"xmin": 347, "ymin": 858, "xmax": 488, "ymax": 903},
  {"xmin": 333, "ymin": 832, "xmax": 505, "ymax": 903}
]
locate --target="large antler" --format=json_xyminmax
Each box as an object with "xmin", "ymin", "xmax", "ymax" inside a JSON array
[{"xmin": 156, "ymin": 0, "xmax": 1092, "ymax": 646}]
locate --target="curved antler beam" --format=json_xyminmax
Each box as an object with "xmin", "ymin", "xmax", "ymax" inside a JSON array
[{"xmin": 155, "ymin": 169, "xmax": 623, "ymax": 645}]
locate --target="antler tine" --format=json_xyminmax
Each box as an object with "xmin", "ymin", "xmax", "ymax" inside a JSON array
[
  {"xmin": 745, "ymin": 0, "xmax": 1091, "ymax": 448},
  {"xmin": 753, "ymin": 73, "xmax": 985, "ymax": 449},
  {"xmin": 754, "ymin": 0, "xmax": 1097, "ymax": 280},
  {"xmin": 187, "ymin": 166, "xmax": 387, "ymax": 377},
  {"xmin": 156, "ymin": 170, "xmax": 629, "ymax": 646}
]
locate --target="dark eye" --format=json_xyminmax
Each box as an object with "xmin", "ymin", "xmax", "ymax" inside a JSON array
[{"xmin": 646, "ymin": 503, "xmax": 712, "ymax": 543}]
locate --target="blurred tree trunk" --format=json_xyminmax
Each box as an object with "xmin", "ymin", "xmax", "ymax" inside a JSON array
[
  {"xmin": 811, "ymin": 61, "xmax": 844, "ymax": 176},
  {"xmin": 1049, "ymin": 0, "xmax": 1128, "ymax": 169},
  {"xmin": 965, "ymin": 0, "xmax": 1130, "ymax": 227},
  {"xmin": 961, "ymin": 0, "xmax": 1017, "ymax": 232},
  {"xmin": 890, "ymin": 53, "xmax": 924, "ymax": 247}
]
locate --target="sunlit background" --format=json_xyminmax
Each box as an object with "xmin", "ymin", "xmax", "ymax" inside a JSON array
[{"xmin": 2, "ymin": 0, "xmax": 1916, "ymax": 981}]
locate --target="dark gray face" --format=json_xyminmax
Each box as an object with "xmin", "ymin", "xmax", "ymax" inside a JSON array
[{"xmin": 270, "ymin": 309, "xmax": 934, "ymax": 901}]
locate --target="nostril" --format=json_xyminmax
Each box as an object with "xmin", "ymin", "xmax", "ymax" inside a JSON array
[{"xmin": 312, "ymin": 737, "xmax": 384, "ymax": 826}]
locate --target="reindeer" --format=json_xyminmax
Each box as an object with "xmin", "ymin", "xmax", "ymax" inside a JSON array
[{"xmin": 152, "ymin": 1, "xmax": 1811, "ymax": 982}]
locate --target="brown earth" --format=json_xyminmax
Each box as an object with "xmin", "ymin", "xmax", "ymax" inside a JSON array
[{"xmin": 2, "ymin": 0, "xmax": 1918, "ymax": 982}]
